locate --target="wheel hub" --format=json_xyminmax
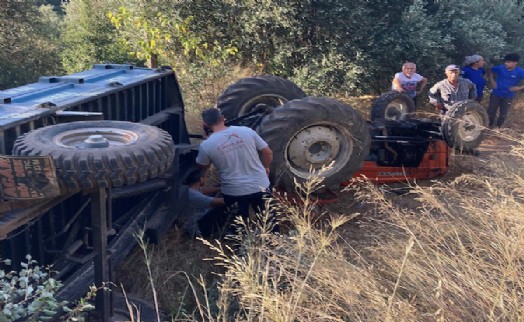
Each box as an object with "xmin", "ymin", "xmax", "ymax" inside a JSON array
[
  {"xmin": 458, "ymin": 111, "xmax": 483, "ymax": 142},
  {"xmin": 287, "ymin": 125, "xmax": 341, "ymax": 169},
  {"xmin": 84, "ymin": 135, "xmax": 110, "ymax": 148},
  {"xmin": 386, "ymin": 100, "xmax": 407, "ymax": 120},
  {"xmin": 53, "ymin": 128, "xmax": 139, "ymax": 149}
]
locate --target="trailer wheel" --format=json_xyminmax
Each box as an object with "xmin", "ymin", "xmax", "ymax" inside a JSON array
[
  {"xmin": 12, "ymin": 121, "xmax": 175, "ymax": 191},
  {"xmin": 216, "ymin": 75, "xmax": 306, "ymax": 120},
  {"xmin": 442, "ymin": 100, "xmax": 488, "ymax": 152},
  {"xmin": 258, "ymin": 97, "xmax": 371, "ymax": 191},
  {"xmin": 370, "ymin": 91, "xmax": 416, "ymax": 121}
]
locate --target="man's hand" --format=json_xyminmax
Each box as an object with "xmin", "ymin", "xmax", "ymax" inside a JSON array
[
  {"xmin": 202, "ymin": 124, "xmax": 212, "ymax": 138},
  {"xmin": 435, "ymin": 103, "xmax": 447, "ymax": 114},
  {"xmin": 509, "ymin": 85, "xmax": 524, "ymax": 92},
  {"xmin": 265, "ymin": 167, "xmax": 270, "ymax": 176}
]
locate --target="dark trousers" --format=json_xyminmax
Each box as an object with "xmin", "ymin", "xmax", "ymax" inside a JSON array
[
  {"xmin": 198, "ymin": 206, "xmax": 227, "ymax": 238},
  {"xmin": 223, "ymin": 188, "xmax": 278, "ymax": 232},
  {"xmin": 488, "ymin": 94, "xmax": 513, "ymax": 127}
]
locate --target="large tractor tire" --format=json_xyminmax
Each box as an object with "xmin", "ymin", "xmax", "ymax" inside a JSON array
[
  {"xmin": 370, "ymin": 91, "xmax": 416, "ymax": 121},
  {"xmin": 441, "ymin": 100, "xmax": 488, "ymax": 152},
  {"xmin": 216, "ymin": 75, "xmax": 306, "ymax": 120},
  {"xmin": 257, "ymin": 97, "xmax": 371, "ymax": 191},
  {"xmin": 12, "ymin": 121, "xmax": 175, "ymax": 191}
]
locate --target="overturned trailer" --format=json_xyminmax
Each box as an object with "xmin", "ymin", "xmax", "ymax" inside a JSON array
[{"xmin": 0, "ymin": 64, "xmax": 197, "ymax": 319}]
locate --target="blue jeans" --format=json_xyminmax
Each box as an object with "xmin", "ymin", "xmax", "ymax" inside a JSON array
[{"xmin": 488, "ymin": 94, "xmax": 513, "ymax": 127}]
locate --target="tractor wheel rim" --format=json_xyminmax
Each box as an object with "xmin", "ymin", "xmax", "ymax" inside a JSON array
[
  {"xmin": 286, "ymin": 123, "xmax": 354, "ymax": 179},
  {"xmin": 385, "ymin": 99, "xmax": 407, "ymax": 120},
  {"xmin": 240, "ymin": 95, "xmax": 288, "ymax": 116},
  {"xmin": 458, "ymin": 111, "xmax": 483, "ymax": 142},
  {"xmin": 53, "ymin": 128, "xmax": 139, "ymax": 149}
]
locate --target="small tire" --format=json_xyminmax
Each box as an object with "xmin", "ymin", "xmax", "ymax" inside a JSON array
[
  {"xmin": 216, "ymin": 75, "xmax": 306, "ymax": 120},
  {"xmin": 257, "ymin": 97, "xmax": 371, "ymax": 191},
  {"xmin": 12, "ymin": 121, "xmax": 175, "ymax": 191},
  {"xmin": 370, "ymin": 91, "xmax": 416, "ymax": 121},
  {"xmin": 441, "ymin": 100, "xmax": 488, "ymax": 152}
]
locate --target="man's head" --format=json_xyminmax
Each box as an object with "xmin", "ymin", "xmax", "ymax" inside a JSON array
[
  {"xmin": 402, "ymin": 62, "xmax": 417, "ymax": 77},
  {"xmin": 185, "ymin": 168, "xmax": 203, "ymax": 187},
  {"xmin": 464, "ymin": 54, "xmax": 484, "ymax": 67},
  {"xmin": 445, "ymin": 64, "xmax": 460, "ymax": 82},
  {"xmin": 503, "ymin": 53, "xmax": 520, "ymax": 70},
  {"xmin": 201, "ymin": 108, "xmax": 225, "ymax": 127}
]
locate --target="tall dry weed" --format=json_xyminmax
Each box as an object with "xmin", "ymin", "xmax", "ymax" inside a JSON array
[
  {"xmin": 199, "ymin": 166, "xmax": 403, "ymax": 321},
  {"xmin": 346, "ymin": 136, "xmax": 524, "ymax": 321}
]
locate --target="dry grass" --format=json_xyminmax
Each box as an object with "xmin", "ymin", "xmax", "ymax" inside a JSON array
[{"xmin": 188, "ymin": 138, "xmax": 524, "ymax": 321}]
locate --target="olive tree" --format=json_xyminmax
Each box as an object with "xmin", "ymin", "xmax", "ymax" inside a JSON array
[{"xmin": 0, "ymin": 0, "xmax": 63, "ymax": 89}]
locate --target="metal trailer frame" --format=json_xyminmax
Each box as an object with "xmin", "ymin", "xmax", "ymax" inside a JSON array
[{"xmin": 0, "ymin": 64, "xmax": 197, "ymax": 320}]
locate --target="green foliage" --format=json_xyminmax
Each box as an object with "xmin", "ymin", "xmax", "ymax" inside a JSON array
[
  {"xmin": 61, "ymin": 0, "xmax": 140, "ymax": 73},
  {"xmin": 108, "ymin": 0, "xmax": 237, "ymax": 69},
  {"xmin": 0, "ymin": 0, "xmax": 63, "ymax": 89},
  {"xmin": 0, "ymin": 255, "xmax": 66, "ymax": 322},
  {"xmin": 2, "ymin": 0, "xmax": 524, "ymax": 94},
  {"xmin": 162, "ymin": 0, "xmax": 524, "ymax": 95}
]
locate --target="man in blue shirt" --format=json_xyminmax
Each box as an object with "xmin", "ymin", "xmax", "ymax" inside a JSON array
[
  {"xmin": 488, "ymin": 53, "xmax": 524, "ymax": 128},
  {"xmin": 462, "ymin": 54, "xmax": 486, "ymax": 102}
]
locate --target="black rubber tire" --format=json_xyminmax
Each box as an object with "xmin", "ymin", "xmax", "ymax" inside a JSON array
[
  {"xmin": 12, "ymin": 121, "xmax": 175, "ymax": 191},
  {"xmin": 370, "ymin": 91, "xmax": 416, "ymax": 121},
  {"xmin": 257, "ymin": 97, "xmax": 371, "ymax": 191},
  {"xmin": 216, "ymin": 75, "xmax": 306, "ymax": 120},
  {"xmin": 441, "ymin": 100, "xmax": 488, "ymax": 152}
]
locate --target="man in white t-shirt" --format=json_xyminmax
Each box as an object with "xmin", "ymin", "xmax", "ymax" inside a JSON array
[
  {"xmin": 196, "ymin": 108, "xmax": 274, "ymax": 228},
  {"xmin": 392, "ymin": 62, "xmax": 428, "ymax": 103}
]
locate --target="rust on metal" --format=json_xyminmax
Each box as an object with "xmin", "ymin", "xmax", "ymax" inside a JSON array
[{"xmin": 0, "ymin": 155, "xmax": 60, "ymax": 200}]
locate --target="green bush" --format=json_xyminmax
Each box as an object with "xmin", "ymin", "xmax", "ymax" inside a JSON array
[{"xmin": 0, "ymin": 255, "xmax": 66, "ymax": 321}]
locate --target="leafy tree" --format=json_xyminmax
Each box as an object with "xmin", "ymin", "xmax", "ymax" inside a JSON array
[
  {"xmin": 107, "ymin": 0, "xmax": 237, "ymax": 69},
  {"xmin": 0, "ymin": 0, "xmax": 63, "ymax": 89},
  {"xmin": 61, "ymin": 0, "xmax": 140, "ymax": 73},
  {"xmin": 56, "ymin": 0, "xmax": 524, "ymax": 95}
]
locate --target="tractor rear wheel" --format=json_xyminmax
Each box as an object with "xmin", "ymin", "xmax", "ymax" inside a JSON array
[
  {"xmin": 12, "ymin": 121, "xmax": 175, "ymax": 191},
  {"xmin": 257, "ymin": 97, "xmax": 371, "ymax": 191},
  {"xmin": 216, "ymin": 75, "xmax": 306, "ymax": 120}
]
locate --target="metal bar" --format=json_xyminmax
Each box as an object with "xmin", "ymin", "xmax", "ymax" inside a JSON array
[
  {"xmin": 56, "ymin": 192, "xmax": 161, "ymax": 302},
  {"xmin": 0, "ymin": 130, "xmax": 5, "ymax": 154},
  {"xmin": 110, "ymin": 178, "xmax": 167, "ymax": 199},
  {"xmin": 139, "ymin": 107, "xmax": 182, "ymax": 127},
  {"xmin": 91, "ymin": 187, "xmax": 111, "ymax": 322}
]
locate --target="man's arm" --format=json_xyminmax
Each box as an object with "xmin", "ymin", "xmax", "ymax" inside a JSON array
[
  {"xmin": 392, "ymin": 77, "xmax": 403, "ymax": 92},
  {"xmin": 469, "ymin": 81, "xmax": 478, "ymax": 100},
  {"xmin": 259, "ymin": 146, "xmax": 273, "ymax": 175},
  {"xmin": 427, "ymin": 83, "xmax": 443, "ymax": 106},
  {"xmin": 509, "ymin": 84, "xmax": 524, "ymax": 92},
  {"xmin": 416, "ymin": 77, "xmax": 428, "ymax": 95},
  {"xmin": 209, "ymin": 197, "xmax": 225, "ymax": 207},
  {"xmin": 488, "ymin": 67, "xmax": 497, "ymax": 89}
]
